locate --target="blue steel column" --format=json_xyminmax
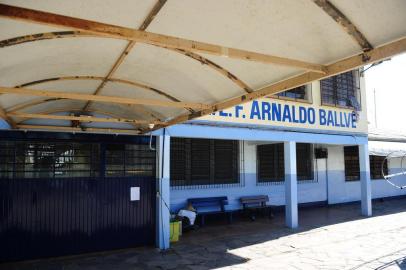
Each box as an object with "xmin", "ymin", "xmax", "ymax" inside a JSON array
[
  {"xmin": 359, "ymin": 143, "xmax": 372, "ymax": 216},
  {"xmin": 156, "ymin": 131, "xmax": 170, "ymax": 249},
  {"xmin": 284, "ymin": 141, "xmax": 298, "ymax": 228}
]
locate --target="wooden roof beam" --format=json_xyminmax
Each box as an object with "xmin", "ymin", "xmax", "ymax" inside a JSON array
[
  {"xmin": 149, "ymin": 37, "xmax": 406, "ymax": 132},
  {"xmin": 0, "ymin": 4, "xmax": 327, "ymax": 73},
  {"xmin": 5, "ymin": 98, "xmax": 166, "ymax": 124},
  {"xmin": 0, "ymin": 86, "xmax": 210, "ymax": 109},
  {"xmin": 0, "ymin": 106, "xmax": 16, "ymax": 128},
  {"xmin": 9, "ymin": 112, "xmax": 167, "ymax": 125},
  {"xmin": 11, "ymin": 107, "xmax": 147, "ymax": 123},
  {"xmin": 17, "ymin": 124, "xmax": 141, "ymax": 134},
  {"xmin": 83, "ymin": 0, "xmax": 168, "ymax": 111},
  {"xmin": 312, "ymin": 0, "xmax": 373, "ymax": 52},
  {"xmin": 11, "ymin": 107, "xmax": 148, "ymax": 130}
]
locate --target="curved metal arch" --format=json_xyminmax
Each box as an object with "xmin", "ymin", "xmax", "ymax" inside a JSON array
[
  {"xmin": 6, "ymin": 97, "xmax": 61, "ymax": 113},
  {"xmin": 167, "ymin": 48, "xmax": 253, "ymax": 93},
  {"xmin": 0, "ymin": 31, "xmax": 253, "ymax": 93},
  {"xmin": 312, "ymin": 0, "xmax": 373, "ymax": 52},
  {"xmin": 0, "ymin": 31, "xmax": 96, "ymax": 48}
]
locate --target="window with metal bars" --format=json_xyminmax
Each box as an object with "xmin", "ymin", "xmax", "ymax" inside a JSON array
[
  {"xmin": 257, "ymin": 143, "xmax": 284, "ymax": 182},
  {"xmin": 321, "ymin": 71, "xmax": 357, "ymax": 108},
  {"xmin": 276, "ymin": 85, "xmax": 308, "ymax": 100},
  {"xmin": 0, "ymin": 141, "xmax": 100, "ymax": 178},
  {"xmin": 344, "ymin": 146, "xmax": 360, "ymax": 181},
  {"xmin": 0, "ymin": 141, "xmax": 15, "ymax": 179},
  {"xmin": 257, "ymin": 143, "xmax": 313, "ymax": 183},
  {"xmin": 0, "ymin": 140, "xmax": 156, "ymax": 179},
  {"xmin": 297, "ymin": 143, "xmax": 313, "ymax": 180},
  {"xmin": 170, "ymin": 138, "xmax": 239, "ymax": 187},
  {"xmin": 105, "ymin": 143, "xmax": 155, "ymax": 177},
  {"xmin": 370, "ymin": 155, "xmax": 388, "ymax": 180}
]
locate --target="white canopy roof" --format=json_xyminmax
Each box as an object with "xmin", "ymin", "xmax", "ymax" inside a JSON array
[
  {"xmin": 369, "ymin": 128, "xmax": 406, "ymax": 156},
  {"xmin": 0, "ymin": 0, "xmax": 405, "ymax": 134},
  {"xmin": 369, "ymin": 141, "xmax": 406, "ymax": 156},
  {"xmin": 369, "ymin": 127, "xmax": 406, "ymax": 143}
]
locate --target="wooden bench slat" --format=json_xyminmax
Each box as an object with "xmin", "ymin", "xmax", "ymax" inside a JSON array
[
  {"xmin": 240, "ymin": 199, "xmax": 268, "ymax": 202},
  {"xmin": 240, "ymin": 195, "xmax": 269, "ymax": 204},
  {"xmin": 240, "ymin": 195, "xmax": 273, "ymax": 221}
]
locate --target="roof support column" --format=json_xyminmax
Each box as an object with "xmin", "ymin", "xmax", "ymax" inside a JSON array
[
  {"xmin": 156, "ymin": 130, "xmax": 170, "ymax": 249},
  {"xmin": 359, "ymin": 143, "xmax": 372, "ymax": 216},
  {"xmin": 284, "ymin": 141, "xmax": 298, "ymax": 229}
]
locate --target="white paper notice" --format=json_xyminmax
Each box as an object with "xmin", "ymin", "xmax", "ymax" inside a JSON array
[{"xmin": 130, "ymin": 187, "xmax": 140, "ymax": 201}]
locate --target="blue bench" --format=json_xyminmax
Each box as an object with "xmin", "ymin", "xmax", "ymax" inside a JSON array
[{"xmin": 188, "ymin": 196, "xmax": 233, "ymax": 226}]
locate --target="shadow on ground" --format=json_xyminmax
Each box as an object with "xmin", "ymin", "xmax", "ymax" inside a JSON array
[{"xmin": 1, "ymin": 198, "xmax": 406, "ymax": 270}]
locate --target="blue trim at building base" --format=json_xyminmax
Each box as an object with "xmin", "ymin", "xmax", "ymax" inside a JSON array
[{"xmin": 267, "ymin": 194, "xmax": 406, "ymax": 213}]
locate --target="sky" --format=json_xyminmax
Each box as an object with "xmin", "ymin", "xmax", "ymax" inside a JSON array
[{"xmin": 365, "ymin": 53, "xmax": 406, "ymax": 134}]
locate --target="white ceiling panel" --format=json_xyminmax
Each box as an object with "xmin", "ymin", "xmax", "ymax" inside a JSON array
[
  {"xmin": 115, "ymin": 43, "xmax": 245, "ymax": 104},
  {"xmin": 329, "ymin": 0, "xmax": 406, "ymax": 48},
  {"xmin": 0, "ymin": 0, "xmax": 404, "ymax": 131},
  {"xmin": 0, "ymin": 38, "xmax": 128, "ymax": 86},
  {"xmin": 0, "ymin": 0, "xmax": 157, "ymax": 29},
  {"xmin": 147, "ymin": 0, "xmax": 361, "ymax": 64}
]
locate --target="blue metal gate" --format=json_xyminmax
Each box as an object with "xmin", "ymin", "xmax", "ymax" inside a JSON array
[{"xmin": 0, "ymin": 131, "xmax": 156, "ymax": 262}]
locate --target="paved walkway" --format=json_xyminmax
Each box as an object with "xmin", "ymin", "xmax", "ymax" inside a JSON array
[{"xmin": 2, "ymin": 198, "xmax": 406, "ymax": 270}]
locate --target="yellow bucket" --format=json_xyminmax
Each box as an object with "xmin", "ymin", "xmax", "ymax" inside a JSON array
[{"xmin": 170, "ymin": 221, "xmax": 181, "ymax": 243}]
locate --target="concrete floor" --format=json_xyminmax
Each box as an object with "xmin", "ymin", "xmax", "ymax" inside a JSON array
[{"xmin": 2, "ymin": 198, "xmax": 406, "ymax": 270}]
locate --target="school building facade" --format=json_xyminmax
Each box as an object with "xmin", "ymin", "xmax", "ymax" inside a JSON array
[
  {"xmin": 158, "ymin": 69, "xmax": 406, "ymax": 247},
  {"xmin": 1, "ymin": 68, "xmax": 406, "ymax": 262}
]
